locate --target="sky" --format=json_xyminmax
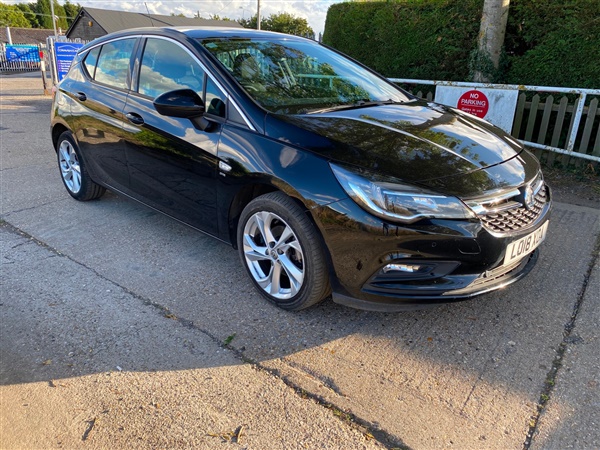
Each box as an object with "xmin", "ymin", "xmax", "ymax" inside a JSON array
[{"xmin": 11, "ymin": 0, "xmax": 346, "ymax": 37}]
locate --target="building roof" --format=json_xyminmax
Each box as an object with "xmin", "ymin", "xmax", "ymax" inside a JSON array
[
  {"xmin": 66, "ymin": 7, "xmax": 241, "ymax": 38},
  {"xmin": 0, "ymin": 27, "xmax": 56, "ymax": 45}
]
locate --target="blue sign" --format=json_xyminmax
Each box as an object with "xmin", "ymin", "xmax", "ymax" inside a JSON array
[
  {"xmin": 5, "ymin": 45, "xmax": 40, "ymax": 63},
  {"xmin": 54, "ymin": 42, "xmax": 84, "ymax": 81}
]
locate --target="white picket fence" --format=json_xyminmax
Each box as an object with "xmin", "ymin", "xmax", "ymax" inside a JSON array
[{"xmin": 391, "ymin": 78, "xmax": 600, "ymax": 163}]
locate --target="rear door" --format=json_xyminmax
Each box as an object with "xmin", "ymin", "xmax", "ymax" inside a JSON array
[{"xmin": 122, "ymin": 36, "xmax": 224, "ymax": 235}]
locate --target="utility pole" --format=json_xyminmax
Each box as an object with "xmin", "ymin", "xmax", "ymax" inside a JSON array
[
  {"xmin": 49, "ymin": 0, "xmax": 58, "ymax": 37},
  {"xmin": 256, "ymin": 0, "xmax": 261, "ymax": 30}
]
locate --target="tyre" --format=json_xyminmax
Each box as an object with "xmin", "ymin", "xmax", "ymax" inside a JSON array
[
  {"xmin": 56, "ymin": 131, "xmax": 105, "ymax": 201},
  {"xmin": 237, "ymin": 192, "xmax": 331, "ymax": 310}
]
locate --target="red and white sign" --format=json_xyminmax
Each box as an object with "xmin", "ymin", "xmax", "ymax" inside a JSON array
[
  {"xmin": 435, "ymin": 86, "xmax": 519, "ymax": 133},
  {"xmin": 457, "ymin": 90, "xmax": 489, "ymax": 118}
]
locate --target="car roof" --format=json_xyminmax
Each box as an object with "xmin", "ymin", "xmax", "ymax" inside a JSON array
[
  {"xmin": 89, "ymin": 26, "xmax": 308, "ymax": 43},
  {"xmin": 78, "ymin": 26, "xmax": 312, "ymax": 54},
  {"xmin": 178, "ymin": 27, "xmax": 309, "ymax": 40}
]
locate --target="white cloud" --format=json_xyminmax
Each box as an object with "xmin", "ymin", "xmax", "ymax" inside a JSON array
[
  {"xmin": 26, "ymin": 0, "xmax": 341, "ymax": 36},
  {"xmin": 3, "ymin": 0, "xmax": 344, "ymax": 36}
]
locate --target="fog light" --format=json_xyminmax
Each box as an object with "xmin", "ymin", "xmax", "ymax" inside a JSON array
[{"xmin": 382, "ymin": 264, "xmax": 422, "ymax": 273}]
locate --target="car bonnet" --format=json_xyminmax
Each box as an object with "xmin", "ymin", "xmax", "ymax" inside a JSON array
[{"xmin": 267, "ymin": 100, "xmax": 538, "ymax": 197}]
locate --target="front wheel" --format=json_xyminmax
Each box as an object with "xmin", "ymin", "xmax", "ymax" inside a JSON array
[
  {"xmin": 56, "ymin": 131, "xmax": 105, "ymax": 201},
  {"xmin": 237, "ymin": 192, "xmax": 331, "ymax": 310}
]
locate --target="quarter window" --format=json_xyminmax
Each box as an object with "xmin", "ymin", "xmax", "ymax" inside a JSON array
[
  {"xmin": 205, "ymin": 78, "xmax": 226, "ymax": 118},
  {"xmin": 94, "ymin": 39, "xmax": 136, "ymax": 89},
  {"xmin": 83, "ymin": 46, "xmax": 100, "ymax": 78},
  {"xmin": 138, "ymin": 38, "xmax": 205, "ymax": 99}
]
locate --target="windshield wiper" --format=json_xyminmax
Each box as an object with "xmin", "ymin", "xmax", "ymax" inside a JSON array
[{"xmin": 305, "ymin": 99, "xmax": 398, "ymax": 115}]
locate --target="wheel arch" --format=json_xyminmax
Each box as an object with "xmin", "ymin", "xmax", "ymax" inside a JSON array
[
  {"xmin": 51, "ymin": 123, "xmax": 70, "ymax": 151},
  {"xmin": 227, "ymin": 182, "xmax": 320, "ymax": 250}
]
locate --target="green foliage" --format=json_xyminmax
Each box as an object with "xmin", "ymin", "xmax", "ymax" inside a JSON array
[
  {"xmin": 30, "ymin": 0, "xmax": 52, "ymax": 28},
  {"xmin": 323, "ymin": 0, "xmax": 600, "ymax": 88},
  {"xmin": 15, "ymin": 3, "xmax": 38, "ymax": 27},
  {"xmin": 239, "ymin": 12, "xmax": 315, "ymax": 38},
  {"xmin": 323, "ymin": 0, "xmax": 482, "ymax": 81},
  {"xmin": 209, "ymin": 14, "xmax": 232, "ymax": 21},
  {"xmin": 504, "ymin": 0, "xmax": 600, "ymax": 88},
  {"xmin": 24, "ymin": 0, "xmax": 68, "ymax": 29},
  {"xmin": 0, "ymin": 2, "xmax": 32, "ymax": 27},
  {"xmin": 63, "ymin": 1, "xmax": 80, "ymax": 26},
  {"xmin": 468, "ymin": 46, "xmax": 509, "ymax": 84}
]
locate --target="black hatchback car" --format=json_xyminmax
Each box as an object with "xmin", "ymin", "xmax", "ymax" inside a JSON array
[{"xmin": 51, "ymin": 27, "xmax": 551, "ymax": 311}]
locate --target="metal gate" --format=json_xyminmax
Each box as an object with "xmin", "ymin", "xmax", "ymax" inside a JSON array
[
  {"xmin": 391, "ymin": 78, "xmax": 600, "ymax": 163},
  {"xmin": 0, "ymin": 43, "xmax": 43, "ymax": 73}
]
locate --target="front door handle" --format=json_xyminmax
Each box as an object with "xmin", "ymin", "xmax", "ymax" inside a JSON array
[
  {"xmin": 75, "ymin": 92, "xmax": 87, "ymax": 101},
  {"xmin": 126, "ymin": 112, "xmax": 144, "ymax": 125}
]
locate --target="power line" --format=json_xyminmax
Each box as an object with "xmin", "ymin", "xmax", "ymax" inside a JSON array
[{"xmin": 0, "ymin": 8, "xmax": 76, "ymax": 20}]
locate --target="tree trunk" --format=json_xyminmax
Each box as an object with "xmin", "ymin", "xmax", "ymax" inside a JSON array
[{"xmin": 472, "ymin": 0, "xmax": 510, "ymax": 82}]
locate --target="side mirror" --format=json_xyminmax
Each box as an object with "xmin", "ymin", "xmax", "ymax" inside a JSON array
[{"xmin": 153, "ymin": 89, "xmax": 205, "ymax": 118}]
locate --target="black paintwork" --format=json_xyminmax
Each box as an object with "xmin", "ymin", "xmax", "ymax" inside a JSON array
[{"xmin": 51, "ymin": 26, "xmax": 552, "ymax": 311}]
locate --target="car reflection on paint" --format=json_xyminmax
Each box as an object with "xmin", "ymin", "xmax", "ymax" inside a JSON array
[{"xmin": 50, "ymin": 27, "xmax": 551, "ymax": 311}]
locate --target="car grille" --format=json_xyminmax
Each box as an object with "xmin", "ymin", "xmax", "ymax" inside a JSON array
[
  {"xmin": 480, "ymin": 184, "xmax": 548, "ymax": 234},
  {"xmin": 464, "ymin": 172, "xmax": 550, "ymax": 235}
]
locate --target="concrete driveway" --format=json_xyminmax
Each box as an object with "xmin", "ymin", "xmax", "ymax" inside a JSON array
[{"xmin": 1, "ymin": 73, "xmax": 599, "ymax": 449}]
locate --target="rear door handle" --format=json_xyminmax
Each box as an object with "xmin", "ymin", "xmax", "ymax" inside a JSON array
[
  {"xmin": 126, "ymin": 112, "xmax": 144, "ymax": 125},
  {"xmin": 75, "ymin": 92, "xmax": 87, "ymax": 101}
]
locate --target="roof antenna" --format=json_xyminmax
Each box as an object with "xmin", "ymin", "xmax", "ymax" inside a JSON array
[{"xmin": 144, "ymin": 2, "xmax": 156, "ymax": 26}]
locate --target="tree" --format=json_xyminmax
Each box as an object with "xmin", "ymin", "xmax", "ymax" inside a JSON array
[
  {"xmin": 0, "ymin": 2, "xmax": 32, "ymax": 27},
  {"xmin": 209, "ymin": 14, "xmax": 232, "ymax": 21},
  {"xmin": 239, "ymin": 12, "xmax": 314, "ymax": 38},
  {"xmin": 29, "ymin": 0, "xmax": 67, "ymax": 29},
  {"xmin": 15, "ymin": 3, "xmax": 39, "ymax": 27},
  {"xmin": 30, "ymin": 0, "xmax": 51, "ymax": 28},
  {"xmin": 63, "ymin": 0, "xmax": 80, "ymax": 27},
  {"xmin": 471, "ymin": 0, "xmax": 510, "ymax": 82}
]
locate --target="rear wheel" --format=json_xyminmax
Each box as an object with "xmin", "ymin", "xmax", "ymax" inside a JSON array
[
  {"xmin": 56, "ymin": 131, "xmax": 105, "ymax": 201},
  {"xmin": 237, "ymin": 192, "xmax": 331, "ymax": 310}
]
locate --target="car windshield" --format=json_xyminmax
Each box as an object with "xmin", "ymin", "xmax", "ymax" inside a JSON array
[{"xmin": 200, "ymin": 38, "xmax": 410, "ymax": 115}]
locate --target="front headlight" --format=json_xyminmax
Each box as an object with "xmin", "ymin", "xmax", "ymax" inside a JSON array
[{"xmin": 330, "ymin": 163, "xmax": 475, "ymax": 223}]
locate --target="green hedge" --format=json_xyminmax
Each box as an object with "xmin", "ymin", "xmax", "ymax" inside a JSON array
[
  {"xmin": 323, "ymin": 0, "xmax": 482, "ymax": 81},
  {"xmin": 323, "ymin": 0, "xmax": 600, "ymax": 88},
  {"xmin": 504, "ymin": 0, "xmax": 599, "ymax": 88}
]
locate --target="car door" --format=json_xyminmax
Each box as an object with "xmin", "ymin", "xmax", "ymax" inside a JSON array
[
  {"xmin": 68, "ymin": 38, "xmax": 137, "ymax": 192},
  {"xmin": 122, "ymin": 37, "xmax": 223, "ymax": 235}
]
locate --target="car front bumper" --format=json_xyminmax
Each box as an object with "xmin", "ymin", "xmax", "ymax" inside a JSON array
[{"xmin": 313, "ymin": 188, "xmax": 552, "ymax": 312}]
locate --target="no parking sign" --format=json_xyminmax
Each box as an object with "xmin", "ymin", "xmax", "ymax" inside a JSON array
[
  {"xmin": 435, "ymin": 86, "xmax": 518, "ymax": 133},
  {"xmin": 457, "ymin": 90, "xmax": 490, "ymax": 118}
]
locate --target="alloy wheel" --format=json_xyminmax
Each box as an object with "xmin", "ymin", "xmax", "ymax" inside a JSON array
[
  {"xmin": 242, "ymin": 211, "xmax": 305, "ymax": 300},
  {"xmin": 58, "ymin": 139, "xmax": 81, "ymax": 194}
]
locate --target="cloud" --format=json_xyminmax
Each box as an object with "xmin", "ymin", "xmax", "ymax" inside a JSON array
[{"xmin": 3, "ymin": 0, "xmax": 342, "ymax": 36}]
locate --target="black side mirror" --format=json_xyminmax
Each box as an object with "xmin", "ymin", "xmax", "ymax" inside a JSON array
[{"xmin": 153, "ymin": 89, "xmax": 205, "ymax": 118}]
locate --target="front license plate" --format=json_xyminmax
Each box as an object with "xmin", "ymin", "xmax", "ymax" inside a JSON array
[{"xmin": 503, "ymin": 221, "xmax": 549, "ymax": 266}]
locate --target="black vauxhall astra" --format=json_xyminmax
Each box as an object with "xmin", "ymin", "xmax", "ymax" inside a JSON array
[{"xmin": 51, "ymin": 27, "xmax": 551, "ymax": 311}]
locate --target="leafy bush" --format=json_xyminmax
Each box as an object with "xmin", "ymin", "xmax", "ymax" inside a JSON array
[
  {"xmin": 505, "ymin": 0, "xmax": 600, "ymax": 88},
  {"xmin": 323, "ymin": 0, "xmax": 482, "ymax": 81},
  {"xmin": 323, "ymin": 0, "xmax": 600, "ymax": 88}
]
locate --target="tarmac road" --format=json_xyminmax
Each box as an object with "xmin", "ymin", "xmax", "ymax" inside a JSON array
[{"xmin": 1, "ymin": 73, "xmax": 599, "ymax": 449}]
